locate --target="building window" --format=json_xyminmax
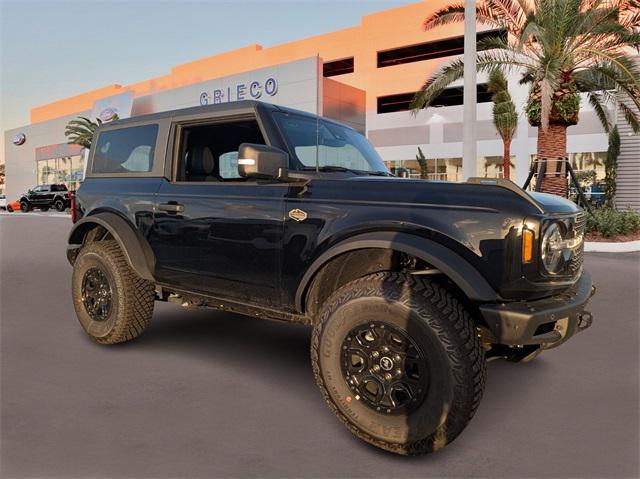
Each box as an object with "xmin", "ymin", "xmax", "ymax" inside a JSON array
[
  {"xmin": 377, "ymin": 84, "xmax": 491, "ymax": 114},
  {"xmin": 36, "ymin": 155, "xmax": 84, "ymax": 191},
  {"xmin": 323, "ymin": 57, "xmax": 354, "ymax": 77},
  {"xmin": 478, "ymin": 156, "xmax": 516, "ymax": 179},
  {"xmin": 386, "ymin": 158, "xmax": 463, "ymax": 181},
  {"xmin": 377, "ymin": 29, "xmax": 506, "ymax": 68}
]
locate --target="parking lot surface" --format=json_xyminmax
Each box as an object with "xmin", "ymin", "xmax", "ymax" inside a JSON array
[{"xmin": 1, "ymin": 213, "xmax": 638, "ymax": 478}]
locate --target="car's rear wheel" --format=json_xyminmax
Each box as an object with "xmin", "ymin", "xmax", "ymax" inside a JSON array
[
  {"xmin": 54, "ymin": 198, "xmax": 66, "ymax": 211},
  {"xmin": 311, "ymin": 272, "xmax": 486, "ymax": 455},
  {"xmin": 20, "ymin": 201, "xmax": 31, "ymax": 212},
  {"xmin": 72, "ymin": 240, "xmax": 155, "ymax": 344}
]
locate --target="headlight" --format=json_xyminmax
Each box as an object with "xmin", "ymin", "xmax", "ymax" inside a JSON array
[{"xmin": 541, "ymin": 222, "xmax": 565, "ymax": 274}]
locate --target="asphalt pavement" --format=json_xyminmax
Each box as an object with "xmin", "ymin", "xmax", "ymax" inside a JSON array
[{"xmin": 1, "ymin": 212, "xmax": 638, "ymax": 478}]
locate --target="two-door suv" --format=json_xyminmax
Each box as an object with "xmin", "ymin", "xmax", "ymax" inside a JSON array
[{"xmin": 68, "ymin": 101, "xmax": 595, "ymax": 455}]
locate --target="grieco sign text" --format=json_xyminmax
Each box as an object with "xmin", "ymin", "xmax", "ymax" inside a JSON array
[{"xmin": 200, "ymin": 78, "xmax": 278, "ymax": 105}]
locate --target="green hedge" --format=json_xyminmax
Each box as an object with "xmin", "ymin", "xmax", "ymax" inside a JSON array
[{"xmin": 585, "ymin": 208, "xmax": 640, "ymax": 237}]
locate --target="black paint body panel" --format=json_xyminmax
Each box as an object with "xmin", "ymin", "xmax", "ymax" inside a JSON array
[{"xmin": 72, "ymin": 100, "xmax": 586, "ymax": 318}]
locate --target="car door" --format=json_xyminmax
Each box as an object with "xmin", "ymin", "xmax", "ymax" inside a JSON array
[
  {"xmin": 148, "ymin": 115, "xmax": 287, "ymax": 308},
  {"xmin": 29, "ymin": 186, "xmax": 45, "ymax": 204},
  {"xmin": 41, "ymin": 185, "xmax": 55, "ymax": 204}
]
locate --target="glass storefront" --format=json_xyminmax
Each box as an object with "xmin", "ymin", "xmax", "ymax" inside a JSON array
[
  {"xmin": 386, "ymin": 158, "xmax": 463, "ymax": 181},
  {"xmin": 36, "ymin": 155, "xmax": 84, "ymax": 191},
  {"xmin": 386, "ymin": 156, "xmax": 516, "ymax": 181},
  {"xmin": 477, "ymin": 156, "xmax": 516, "ymax": 179},
  {"xmin": 569, "ymin": 152, "xmax": 606, "ymax": 181}
]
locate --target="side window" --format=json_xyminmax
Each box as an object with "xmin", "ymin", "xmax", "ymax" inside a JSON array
[
  {"xmin": 93, "ymin": 124, "xmax": 158, "ymax": 174},
  {"xmin": 175, "ymin": 119, "xmax": 265, "ymax": 182}
]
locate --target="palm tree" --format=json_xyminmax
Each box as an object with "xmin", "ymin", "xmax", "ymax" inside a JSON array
[
  {"xmin": 411, "ymin": 0, "xmax": 640, "ymax": 196},
  {"xmin": 64, "ymin": 115, "xmax": 117, "ymax": 148},
  {"xmin": 416, "ymin": 146, "xmax": 430, "ymax": 179},
  {"xmin": 487, "ymin": 68, "xmax": 518, "ymax": 179}
]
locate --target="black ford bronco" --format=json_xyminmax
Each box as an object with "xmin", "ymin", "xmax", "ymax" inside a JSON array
[
  {"xmin": 20, "ymin": 184, "xmax": 71, "ymax": 212},
  {"xmin": 67, "ymin": 100, "xmax": 595, "ymax": 455}
]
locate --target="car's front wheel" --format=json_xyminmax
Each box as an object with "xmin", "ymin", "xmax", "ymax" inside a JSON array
[
  {"xmin": 20, "ymin": 201, "xmax": 31, "ymax": 212},
  {"xmin": 312, "ymin": 272, "xmax": 486, "ymax": 455},
  {"xmin": 72, "ymin": 240, "xmax": 155, "ymax": 344}
]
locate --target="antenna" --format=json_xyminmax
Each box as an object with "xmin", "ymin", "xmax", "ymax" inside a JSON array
[{"xmin": 316, "ymin": 53, "xmax": 320, "ymax": 173}]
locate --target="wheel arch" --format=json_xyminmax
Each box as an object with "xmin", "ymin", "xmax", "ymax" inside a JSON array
[
  {"xmin": 67, "ymin": 211, "xmax": 156, "ymax": 282},
  {"xmin": 296, "ymin": 231, "xmax": 497, "ymax": 314}
]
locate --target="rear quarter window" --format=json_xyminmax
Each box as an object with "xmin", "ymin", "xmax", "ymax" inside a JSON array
[{"xmin": 93, "ymin": 124, "xmax": 158, "ymax": 174}]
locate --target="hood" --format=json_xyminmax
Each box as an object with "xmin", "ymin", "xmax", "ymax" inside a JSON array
[
  {"xmin": 527, "ymin": 191, "xmax": 582, "ymax": 215},
  {"xmin": 339, "ymin": 176, "xmax": 580, "ymax": 216}
]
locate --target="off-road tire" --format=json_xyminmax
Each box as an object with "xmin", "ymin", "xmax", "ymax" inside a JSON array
[
  {"xmin": 72, "ymin": 240, "xmax": 155, "ymax": 344},
  {"xmin": 311, "ymin": 272, "xmax": 486, "ymax": 455},
  {"xmin": 54, "ymin": 198, "xmax": 66, "ymax": 212},
  {"xmin": 20, "ymin": 201, "xmax": 31, "ymax": 212}
]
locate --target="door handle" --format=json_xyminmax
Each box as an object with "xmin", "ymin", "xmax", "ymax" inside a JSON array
[{"xmin": 158, "ymin": 202, "xmax": 184, "ymax": 214}]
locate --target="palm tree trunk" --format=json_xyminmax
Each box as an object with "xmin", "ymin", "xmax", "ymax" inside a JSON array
[
  {"xmin": 503, "ymin": 139, "xmax": 511, "ymax": 180},
  {"xmin": 537, "ymin": 124, "xmax": 568, "ymax": 197}
]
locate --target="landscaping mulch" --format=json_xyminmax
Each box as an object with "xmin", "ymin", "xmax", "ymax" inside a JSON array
[{"xmin": 585, "ymin": 232, "xmax": 640, "ymax": 242}]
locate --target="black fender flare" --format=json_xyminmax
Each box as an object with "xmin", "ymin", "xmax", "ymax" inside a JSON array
[
  {"xmin": 66, "ymin": 212, "xmax": 156, "ymax": 282},
  {"xmin": 295, "ymin": 231, "xmax": 497, "ymax": 311}
]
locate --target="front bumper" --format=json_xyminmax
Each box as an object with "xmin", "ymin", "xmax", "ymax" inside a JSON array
[{"xmin": 480, "ymin": 271, "xmax": 595, "ymax": 348}]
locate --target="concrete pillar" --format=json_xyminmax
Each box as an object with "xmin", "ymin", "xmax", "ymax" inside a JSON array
[
  {"xmin": 462, "ymin": 0, "xmax": 477, "ymax": 180},
  {"xmin": 511, "ymin": 76, "xmax": 532, "ymax": 186}
]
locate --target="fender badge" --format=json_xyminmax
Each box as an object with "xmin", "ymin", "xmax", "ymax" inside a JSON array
[{"xmin": 288, "ymin": 208, "xmax": 308, "ymax": 222}]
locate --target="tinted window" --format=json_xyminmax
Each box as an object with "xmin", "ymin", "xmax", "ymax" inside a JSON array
[
  {"xmin": 51, "ymin": 185, "xmax": 68, "ymax": 192},
  {"xmin": 93, "ymin": 124, "xmax": 158, "ymax": 174}
]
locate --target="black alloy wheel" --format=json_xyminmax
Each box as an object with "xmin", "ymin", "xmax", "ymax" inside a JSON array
[
  {"xmin": 81, "ymin": 267, "xmax": 113, "ymax": 321},
  {"xmin": 341, "ymin": 321, "xmax": 428, "ymax": 414}
]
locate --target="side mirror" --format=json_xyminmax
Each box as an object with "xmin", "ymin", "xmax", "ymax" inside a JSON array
[{"xmin": 237, "ymin": 143, "xmax": 289, "ymax": 180}]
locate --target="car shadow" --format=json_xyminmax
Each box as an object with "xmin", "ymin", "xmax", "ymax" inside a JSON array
[
  {"xmin": 129, "ymin": 304, "xmax": 318, "ymax": 399},
  {"xmin": 125, "ymin": 303, "xmax": 553, "ymax": 460}
]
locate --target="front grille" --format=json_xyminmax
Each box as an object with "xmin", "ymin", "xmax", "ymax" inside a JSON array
[
  {"xmin": 568, "ymin": 242, "xmax": 584, "ymax": 276},
  {"xmin": 567, "ymin": 212, "xmax": 585, "ymax": 277},
  {"xmin": 574, "ymin": 212, "xmax": 586, "ymax": 235}
]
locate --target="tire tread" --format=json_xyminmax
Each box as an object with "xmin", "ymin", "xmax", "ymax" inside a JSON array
[{"xmin": 311, "ymin": 272, "xmax": 486, "ymax": 455}]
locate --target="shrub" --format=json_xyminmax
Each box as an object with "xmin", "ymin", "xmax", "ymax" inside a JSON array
[{"xmin": 586, "ymin": 208, "xmax": 640, "ymax": 237}]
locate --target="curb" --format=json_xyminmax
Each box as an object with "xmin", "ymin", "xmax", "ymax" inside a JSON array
[{"xmin": 585, "ymin": 240, "xmax": 640, "ymax": 253}]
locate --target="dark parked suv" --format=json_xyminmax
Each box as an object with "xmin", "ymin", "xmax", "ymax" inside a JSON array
[
  {"xmin": 67, "ymin": 101, "xmax": 595, "ymax": 455},
  {"xmin": 20, "ymin": 184, "xmax": 70, "ymax": 212}
]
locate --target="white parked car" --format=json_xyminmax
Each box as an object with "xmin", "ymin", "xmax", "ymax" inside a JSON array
[{"xmin": 0, "ymin": 195, "xmax": 7, "ymax": 210}]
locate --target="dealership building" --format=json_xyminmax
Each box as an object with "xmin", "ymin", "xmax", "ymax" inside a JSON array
[{"xmin": 4, "ymin": 1, "xmax": 639, "ymax": 209}]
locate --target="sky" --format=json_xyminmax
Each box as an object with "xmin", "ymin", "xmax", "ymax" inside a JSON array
[{"xmin": 0, "ymin": 0, "xmax": 409, "ymax": 137}]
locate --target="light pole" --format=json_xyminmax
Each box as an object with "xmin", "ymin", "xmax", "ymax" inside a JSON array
[{"xmin": 462, "ymin": 0, "xmax": 477, "ymax": 180}]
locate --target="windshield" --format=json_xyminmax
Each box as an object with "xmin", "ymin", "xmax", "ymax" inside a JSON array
[{"xmin": 273, "ymin": 112, "xmax": 389, "ymax": 174}]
